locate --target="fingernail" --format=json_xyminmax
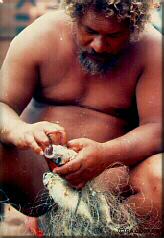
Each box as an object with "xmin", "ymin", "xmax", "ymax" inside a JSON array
[
  {"xmin": 53, "ymin": 169, "xmax": 57, "ymax": 173},
  {"xmin": 40, "ymin": 150, "xmax": 44, "ymax": 155},
  {"xmin": 53, "ymin": 168, "xmax": 60, "ymax": 173}
]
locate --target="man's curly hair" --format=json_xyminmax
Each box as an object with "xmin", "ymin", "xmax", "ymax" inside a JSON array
[{"xmin": 63, "ymin": 0, "xmax": 160, "ymax": 35}]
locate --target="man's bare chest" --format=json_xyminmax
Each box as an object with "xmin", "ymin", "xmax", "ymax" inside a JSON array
[{"xmin": 36, "ymin": 56, "xmax": 139, "ymax": 117}]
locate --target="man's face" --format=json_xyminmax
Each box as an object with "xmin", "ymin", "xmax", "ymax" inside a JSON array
[{"xmin": 75, "ymin": 10, "xmax": 130, "ymax": 75}]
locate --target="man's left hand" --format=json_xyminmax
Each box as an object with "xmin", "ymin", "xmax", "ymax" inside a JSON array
[{"xmin": 53, "ymin": 138, "xmax": 108, "ymax": 189}]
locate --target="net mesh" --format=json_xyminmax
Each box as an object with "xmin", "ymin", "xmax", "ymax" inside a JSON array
[{"xmin": 40, "ymin": 166, "xmax": 139, "ymax": 236}]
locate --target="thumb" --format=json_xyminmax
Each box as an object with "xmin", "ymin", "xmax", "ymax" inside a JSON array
[{"xmin": 67, "ymin": 138, "xmax": 89, "ymax": 152}]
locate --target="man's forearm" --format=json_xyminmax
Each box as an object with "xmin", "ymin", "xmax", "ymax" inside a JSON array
[
  {"xmin": 103, "ymin": 122, "xmax": 162, "ymax": 167},
  {"xmin": 0, "ymin": 102, "xmax": 27, "ymax": 143}
]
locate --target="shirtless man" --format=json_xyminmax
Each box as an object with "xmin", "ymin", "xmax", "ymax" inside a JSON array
[{"xmin": 0, "ymin": 0, "xmax": 162, "ymax": 234}]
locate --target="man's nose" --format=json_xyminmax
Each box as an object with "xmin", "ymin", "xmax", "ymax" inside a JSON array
[{"xmin": 90, "ymin": 36, "xmax": 108, "ymax": 53}]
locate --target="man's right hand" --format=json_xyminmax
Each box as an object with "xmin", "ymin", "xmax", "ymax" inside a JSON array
[{"xmin": 3, "ymin": 121, "xmax": 67, "ymax": 155}]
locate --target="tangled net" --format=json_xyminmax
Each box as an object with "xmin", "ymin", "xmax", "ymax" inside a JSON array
[
  {"xmin": 39, "ymin": 167, "xmax": 139, "ymax": 236},
  {"xmin": 37, "ymin": 158, "xmax": 161, "ymax": 237},
  {"xmin": 62, "ymin": 0, "xmax": 161, "ymax": 40},
  {"xmin": 0, "ymin": 169, "xmax": 161, "ymax": 236}
]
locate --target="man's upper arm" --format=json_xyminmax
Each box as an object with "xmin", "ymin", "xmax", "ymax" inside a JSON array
[
  {"xmin": 0, "ymin": 35, "xmax": 39, "ymax": 114},
  {"xmin": 136, "ymin": 37, "xmax": 162, "ymax": 125}
]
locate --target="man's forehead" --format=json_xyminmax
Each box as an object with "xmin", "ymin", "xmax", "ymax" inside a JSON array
[{"xmin": 79, "ymin": 10, "xmax": 128, "ymax": 33}]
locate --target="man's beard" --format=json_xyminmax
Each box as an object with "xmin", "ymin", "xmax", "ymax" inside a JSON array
[{"xmin": 78, "ymin": 49, "xmax": 121, "ymax": 75}]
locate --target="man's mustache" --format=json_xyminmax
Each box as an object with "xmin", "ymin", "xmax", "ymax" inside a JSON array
[{"xmin": 83, "ymin": 49, "xmax": 113, "ymax": 60}]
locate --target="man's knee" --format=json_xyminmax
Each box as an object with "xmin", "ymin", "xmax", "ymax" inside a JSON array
[
  {"xmin": 92, "ymin": 165, "xmax": 129, "ymax": 193},
  {"xmin": 130, "ymin": 154, "xmax": 162, "ymax": 204},
  {"xmin": 145, "ymin": 154, "xmax": 162, "ymax": 190}
]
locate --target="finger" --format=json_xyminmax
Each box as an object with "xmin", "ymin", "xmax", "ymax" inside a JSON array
[
  {"xmin": 24, "ymin": 133, "xmax": 43, "ymax": 155},
  {"xmin": 47, "ymin": 131, "xmax": 61, "ymax": 145},
  {"xmin": 53, "ymin": 159, "xmax": 82, "ymax": 176},
  {"xmin": 34, "ymin": 131, "xmax": 50, "ymax": 149},
  {"xmin": 65, "ymin": 168, "xmax": 83, "ymax": 182},
  {"xmin": 75, "ymin": 182, "xmax": 85, "ymax": 189},
  {"xmin": 64, "ymin": 174, "xmax": 84, "ymax": 186},
  {"xmin": 43, "ymin": 122, "xmax": 65, "ymax": 134},
  {"xmin": 58, "ymin": 130, "xmax": 67, "ymax": 145},
  {"xmin": 50, "ymin": 123, "xmax": 67, "ymax": 144},
  {"xmin": 46, "ymin": 130, "xmax": 67, "ymax": 145},
  {"xmin": 70, "ymin": 182, "xmax": 85, "ymax": 190},
  {"xmin": 67, "ymin": 139, "xmax": 85, "ymax": 152}
]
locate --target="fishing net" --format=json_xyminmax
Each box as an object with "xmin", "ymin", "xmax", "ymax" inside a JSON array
[{"xmin": 39, "ymin": 165, "xmax": 139, "ymax": 237}]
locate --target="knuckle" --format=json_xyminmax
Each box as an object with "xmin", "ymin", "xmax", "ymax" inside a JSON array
[
  {"xmin": 35, "ymin": 121, "xmax": 48, "ymax": 128},
  {"xmin": 25, "ymin": 137, "xmax": 38, "ymax": 149},
  {"xmin": 31, "ymin": 142, "xmax": 40, "ymax": 151},
  {"xmin": 43, "ymin": 121, "xmax": 51, "ymax": 127},
  {"xmin": 25, "ymin": 140, "xmax": 33, "ymax": 147},
  {"xmin": 17, "ymin": 141, "xmax": 29, "ymax": 149},
  {"xmin": 31, "ymin": 144, "xmax": 40, "ymax": 151},
  {"xmin": 33, "ymin": 130, "xmax": 40, "ymax": 137},
  {"xmin": 41, "ymin": 137, "xmax": 49, "ymax": 144},
  {"xmin": 34, "ymin": 131, "xmax": 49, "ymax": 142},
  {"xmin": 45, "ymin": 121, "xmax": 55, "ymax": 128},
  {"xmin": 39, "ymin": 139, "xmax": 49, "ymax": 146},
  {"xmin": 24, "ymin": 133, "xmax": 33, "ymax": 143},
  {"xmin": 24, "ymin": 130, "xmax": 33, "ymax": 136},
  {"xmin": 16, "ymin": 140, "xmax": 26, "ymax": 148}
]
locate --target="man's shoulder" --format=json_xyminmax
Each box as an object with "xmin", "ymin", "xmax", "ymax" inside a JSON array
[
  {"xmin": 12, "ymin": 10, "xmax": 72, "ymax": 47},
  {"xmin": 32, "ymin": 10, "xmax": 72, "ymax": 34},
  {"xmin": 10, "ymin": 10, "xmax": 72, "ymax": 60},
  {"xmin": 131, "ymin": 24, "xmax": 162, "ymax": 67},
  {"xmin": 137, "ymin": 24, "xmax": 162, "ymax": 53}
]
